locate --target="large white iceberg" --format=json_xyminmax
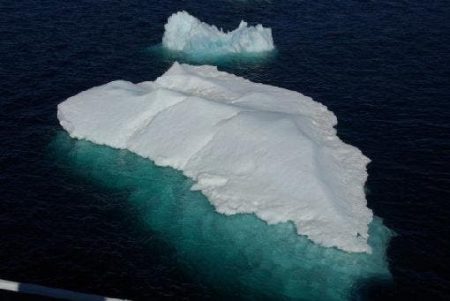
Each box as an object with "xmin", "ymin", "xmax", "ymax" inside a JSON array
[
  {"xmin": 57, "ymin": 63, "xmax": 373, "ymax": 253},
  {"xmin": 162, "ymin": 11, "xmax": 275, "ymax": 54}
]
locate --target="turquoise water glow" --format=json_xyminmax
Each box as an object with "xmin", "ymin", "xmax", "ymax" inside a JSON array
[
  {"xmin": 147, "ymin": 44, "xmax": 277, "ymax": 67},
  {"xmin": 51, "ymin": 132, "xmax": 392, "ymax": 301}
]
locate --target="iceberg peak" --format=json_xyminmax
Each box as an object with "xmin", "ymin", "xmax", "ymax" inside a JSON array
[{"xmin": 162, "ymin": 11, "xmax": 275, "ymax": 54}]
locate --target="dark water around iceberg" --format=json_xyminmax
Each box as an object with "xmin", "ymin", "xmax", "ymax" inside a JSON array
[{"xmin": 1, "ymin": 0, "xmax": 449, "ymax": 300}]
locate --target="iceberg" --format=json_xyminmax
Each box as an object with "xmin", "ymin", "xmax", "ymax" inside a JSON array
[
  {"xmin": 58, "ymin": 62, "xmax": 373, "ymax": 253},
  {"xmin": 162, "ymin": 11, "xmax": 275, "ymax": 55}
]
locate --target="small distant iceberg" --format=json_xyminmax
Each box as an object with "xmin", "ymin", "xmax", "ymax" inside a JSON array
[
  {"xmin": 162, "ymin": 11, "xmax": 275, "ymax": 55},
  {"xmin": 58, "ymin": 63, "xmax": 374, "ymax": 253}
]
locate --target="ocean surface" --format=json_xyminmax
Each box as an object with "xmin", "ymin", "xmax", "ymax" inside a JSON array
[{"xmin": 1, "ymin": 0, "xmax": 449, "ymax": 300}]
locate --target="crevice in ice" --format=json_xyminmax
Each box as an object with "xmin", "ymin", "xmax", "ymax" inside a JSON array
[
  {"xmin": 184, "ymin": 111, "xmax": 242, "ymax": 173},
  {"xmin": 125, "ymin": 92, "xmax": 189, "ymax": 147}
]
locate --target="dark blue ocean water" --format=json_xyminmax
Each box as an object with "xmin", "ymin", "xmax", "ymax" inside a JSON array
[{"xmin": 1, "ymin": 0, "xmax": 449, "ymax": 300}]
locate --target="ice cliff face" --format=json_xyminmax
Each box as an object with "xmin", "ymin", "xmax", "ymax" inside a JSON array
[
  {"xmin": 162, "ymin": 11, "xmax": 274, "ymax": 54},
  {"xmin": 58, "ymin": 63, "xmax": 373, "ymax": 253}
]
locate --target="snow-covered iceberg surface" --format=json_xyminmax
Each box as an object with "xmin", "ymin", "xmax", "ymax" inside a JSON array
[
  {"xmin": 162, "ymin": 11, "xmax": 274, "ymax": 55},
  {"xmin": 58, "ymin": 62, "xmax": 372, "ymax": 253}
]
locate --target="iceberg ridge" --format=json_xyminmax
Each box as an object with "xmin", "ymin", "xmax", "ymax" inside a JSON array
[
  {"xmin": 162, "ymin": 11, "xmax": 275, "ymax": 54},
  {"xmin": 57, "ymin": 62, "xmax": 373, "ymax": 253}
]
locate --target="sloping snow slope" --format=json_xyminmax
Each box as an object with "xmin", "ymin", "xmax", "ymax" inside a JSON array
[
  {"xmin": 162, "ymin": 11, "xmax": 274, "ymax": 54},
  {"xmin": 58, "ymin": 63, "xmax": 373, "ymax": 253}
]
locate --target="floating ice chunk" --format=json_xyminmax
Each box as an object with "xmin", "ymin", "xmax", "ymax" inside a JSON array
[
  {"xmin": 162, "ymin": 11, "xmax": 275, "ymax": 54},
  {"xmin": 57, "ymin": 62, "xmax": 373, "ymax": 253}
]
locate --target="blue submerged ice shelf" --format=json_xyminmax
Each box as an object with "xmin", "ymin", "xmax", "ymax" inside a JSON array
[{"xmin": 51, "ymin": 132, "xmax": 392, "ymax": 301}]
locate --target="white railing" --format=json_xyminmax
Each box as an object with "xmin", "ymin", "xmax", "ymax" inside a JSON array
[{"xmin": 0, "ymin": 278, "xmax": 131, "ymax": 300}]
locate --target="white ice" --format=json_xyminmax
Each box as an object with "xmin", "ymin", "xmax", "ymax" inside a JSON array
[
  {"xmin": 162, "ymin": 11, "xmax": 275, "ymax": 54},
  {"xmin": 57, "ymin": 63, "xmax": 373, "ymax": 253}
]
